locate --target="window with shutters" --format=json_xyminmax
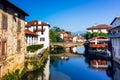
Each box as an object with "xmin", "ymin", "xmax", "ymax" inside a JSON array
[
  {"xmin": 17, "ymin": 20, "xmax": 21, "ymax": 32},
  {"xmin": 2, "ymin": 14, "xmax": 8, "ymax": 29},
  {"xmin": 1, "ymin": 40, "xmax": 7, "ymax": 56},
  {"xmin": 17, "ymin": 40, "xmax": 21, "ymax": 52}
]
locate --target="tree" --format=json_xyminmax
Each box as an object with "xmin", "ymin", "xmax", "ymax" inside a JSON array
[
  {"xmin": 83, "ymin": 32, "xmax": 108, "ymax": 40},
  {"xmin": 50, "ymin": 29, "xmax": 57, "ymax": 42},
  {"xmin": 83, "ymin": 32, "xmax": 92, "ymax": 40}
]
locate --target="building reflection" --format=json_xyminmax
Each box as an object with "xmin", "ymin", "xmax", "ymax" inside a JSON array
[
  {"xmin": 84, "ymin": 54, "xmax": 109, "ymax": 71},
  {"xmin": 106, "ymin": 60, "xmax": 120, "ymax": 80},
  {"xmin": 84, "ymin": 53, "xmax": 120, "ymax": 80}
]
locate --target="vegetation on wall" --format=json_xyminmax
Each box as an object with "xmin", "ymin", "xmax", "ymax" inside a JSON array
[
  {"xmin": 83, "ymin": 32, "xmax": 108, "ymax": 40},
  {"xmin": 27, "ymin": 44, "xmax": 43, "ymax": 52},
  {"xmin": 2, "ymin": 49, "xmax": 49, "ymax": 80}
]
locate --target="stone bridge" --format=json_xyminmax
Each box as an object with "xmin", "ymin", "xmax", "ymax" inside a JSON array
[{"xmin": 50, "ymin": 42, "xmax": 83, "ymax": 53}]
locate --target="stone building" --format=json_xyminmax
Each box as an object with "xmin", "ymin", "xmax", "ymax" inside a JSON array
[{"xmin": 0, "ymin": 0, "xmax": 28, "ymax": 77}]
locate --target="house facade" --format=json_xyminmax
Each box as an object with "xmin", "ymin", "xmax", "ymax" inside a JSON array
[
  {"xmin": 25, "ymin": 29, "xmax": 38, "ymax": 46},
  {"xmin": 25, "ymin": 20, "xmax": 50, "ymax": 48},
  {"xmin": 0, "ymin": 0, "xmax": 28, "ymax": 77},
  {"xmin": 60, "ymin": 32, "xmax": 73, "ymax": 42},
  {"xmin": 108, "ymin": 16, "xmax": 120, "ymax": 63},
  {"xmin": 87, "ymin": 24, "xmax": 112, "ymax": 33}
]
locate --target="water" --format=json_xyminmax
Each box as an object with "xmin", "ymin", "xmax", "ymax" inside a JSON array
[
  {"xmin": 76, "ymin": 46, "xmax": 85, "ymax": 54},
  {"xmin": 22, "ymin": 46, "xmax": 120, "ymax": 80},
  {"xmin": 50, "ymin": 57, "xmax": 111, "ymax": 80},
  {"xmin": 50, "ymin": 46, "xmax": 112, "ymax": 80}
]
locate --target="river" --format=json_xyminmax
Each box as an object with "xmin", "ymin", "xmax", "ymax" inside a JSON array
[{"xmin": 22, "ymin": 46, "xmax": 120, "ymax": 80}]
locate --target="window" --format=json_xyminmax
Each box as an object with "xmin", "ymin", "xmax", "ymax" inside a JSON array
[
  {"xmin": 17, "ymin": 40, "xmax": 21, "ymax": 52},
  {"xmin": 40, "ymin": 38, "xmax": 45, "ymax": 41},
  {"xmin": 1, "ymin": 40, "xmax": 7, "ymax": 56},
  {"xmin": 2, "ymin": 14, "xmax": 8, "ymax": 29},
  {"xmin": 17, "ymin": 20, "xmax": 21, "ymax": 32}
]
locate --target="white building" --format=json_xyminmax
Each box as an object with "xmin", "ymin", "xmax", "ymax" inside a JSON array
[
  {"xmin": 108, "ymin": 16, "xmax": 120, "ymax": 63},
  {"xmin": 87, "ymin": 24, "xmax": 112, "ymax": 33},
  {"xmin": 25, "ymin": 20, "xmax": 50, "ymax": 48},
  {"xmin": 25, "ymin": 29, "xmax": 38, "ymax": 46}
]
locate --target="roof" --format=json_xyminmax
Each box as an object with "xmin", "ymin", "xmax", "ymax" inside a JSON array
[
  {"xmin": 2, "ymin": 0, "xmax": 29, "ymax": 16},
  {"xmin": 87, "ymin": 24, "xmax": 112, "ymax": 30},
  {"xmin": 25, "ymin": 29, "xmax": 38, "ymax": 36},
  {"xmin": 110, "ymin": 16, "xmax": 120, "ymax": 25},
  {"xmin": 25, "ymin": 20, "xmax": 50, "ymax": 27}
]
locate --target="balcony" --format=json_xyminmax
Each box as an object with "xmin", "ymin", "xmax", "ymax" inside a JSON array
[{"xmin": 33, "ymin": 28, "xmax": 45, "ymax": 32}]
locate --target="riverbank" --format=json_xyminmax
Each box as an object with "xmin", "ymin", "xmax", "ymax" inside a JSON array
[
  {"xmin": 50, "ymin": 53, "xmax": 83, "ymax": 57},
  {"xmin": 2, "ymin": 48, "xmax": 49, "ymax": 80}
]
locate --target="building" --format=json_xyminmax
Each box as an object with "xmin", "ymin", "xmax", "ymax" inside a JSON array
[
  {"xmin": 73, "ymin": 36, "xmax": 86, "ymax": 43},
  {"xmin": 25, "ymin": 20, "xmax": 50, "ymax": 48},
  {"xmin": 60, "ymin": 32, "xmax": 73, "ymax": 42},
  {"xmin": 25, "ymin": 29, "xmax": 38, "ymax": 46},
  {"xmin": 0, "ymin": 0, "xmax": 28, "ymax": 77},
  {"xmin": 108, "ymin": 16, "xmax": 120, "ymax": 63},
  {"xmin": 87, "ymin": 24, "xmax": 112, "ymax": 33}
]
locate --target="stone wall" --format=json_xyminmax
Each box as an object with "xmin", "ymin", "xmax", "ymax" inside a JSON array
[{"xmin": 0, "ymin": 2, "xmax": 26, "ymax": 78}]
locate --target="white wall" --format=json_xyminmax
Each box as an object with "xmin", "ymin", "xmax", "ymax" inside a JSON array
[
  {"xmin": 112, "ymin": 38, "xmax": 120, "ymax": 59},
  {"xmin": 112, "ymin": 19, "xmax": 120, "ymax": 28},
  {"xmin": 37, "ymin": 25, "xmax": 49, "ymax": 48}
]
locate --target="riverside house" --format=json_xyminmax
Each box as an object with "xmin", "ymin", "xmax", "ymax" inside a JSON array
[
  {"xmin": 108, "ymin": 16, "xmax": 120, "ymax": 64},
  {"xmin": 87, "ymin": 24, "xmax": 112, "ymax": 33},
  {"xmin": 0, "ymin": 0, "xmax": 28, "ymax": 77},
  {"xmin": 25, "ymin": 20, "xmax": 50, "ymax": 48},
  {"xmin": 25, "ymin": 29, "xmax": 38, "ymax": 46},
  {"xmin": 60, "ymin": 32, "xmax": 73, "ymax": 42}
]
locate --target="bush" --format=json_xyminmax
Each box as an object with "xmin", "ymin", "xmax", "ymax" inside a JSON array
[
  {"xmin": 27, "ymin": 44, "xmax": 43, "ymax": 52},
  {"xmin": 2, "ymin": 69, "xmax": 20, "ymax": 80},
  {"xmin": 50, "ymin": 45, "xmax": 65, "ymax": 54}
]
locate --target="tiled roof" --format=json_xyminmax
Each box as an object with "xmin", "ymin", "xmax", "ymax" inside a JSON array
[
  {"xmin": 25, "ymin": 29, "xmax": 38, "ymax": 36},
  {"xmin": 87, "ymin": 24, "xmax": 112, "ymax": 30},
  {"xmin": 25, "ymin": 20, "xmax": 50, "ymax": 27}
]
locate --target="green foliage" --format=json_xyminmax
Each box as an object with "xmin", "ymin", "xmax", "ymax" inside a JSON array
[
  {"xmin": 52, "ymin": 26, "xmax": 64, "ymax": 32},
  {"xmin": 50, "ymin": 29, "xmax": 64, "ymax": 42},
  {"xmin": 2, "ymin": 69, "xmax": 20, "ymax": 80},
  {"xmin": 50, "ymin": 45, "xmax": 65, "ymax": 54},
  {"xmin": 27, "ymin": 44, "xmax": 43, "ymax": 52},
  {"xmin": 50, "ymin": 29, "xmax": 57, "ymax": 42},
  {"xmin": 83, "ymin": 32, "xmax": 108, "ymax": 40}
]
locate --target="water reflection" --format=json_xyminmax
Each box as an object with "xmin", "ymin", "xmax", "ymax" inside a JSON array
[
  {"xmin": 106, "ymin": 60, "xmax": 120, "ymax": 80},
  {"xmin": 21, "ymin": 58, "xmax": 50, "ymax": 80},
  {"xmin": 50, "ymin": 56, "xmax": 111, "ymax": 80},
  {"xmin": 72, "ymin": 46, "xmax": 85, "ymax": 54},
  {"xmin": 84, "ymin": 54, "xmax": 110, "ymax": 71},
  {"xmin": 21, "ymin": 66, "xmax": 45, "ymax": 80}
]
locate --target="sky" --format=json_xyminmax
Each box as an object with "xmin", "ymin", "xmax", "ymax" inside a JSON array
[{"xmin": 10, "ymin": 0, "xmax": 120, "ymax": 32}]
